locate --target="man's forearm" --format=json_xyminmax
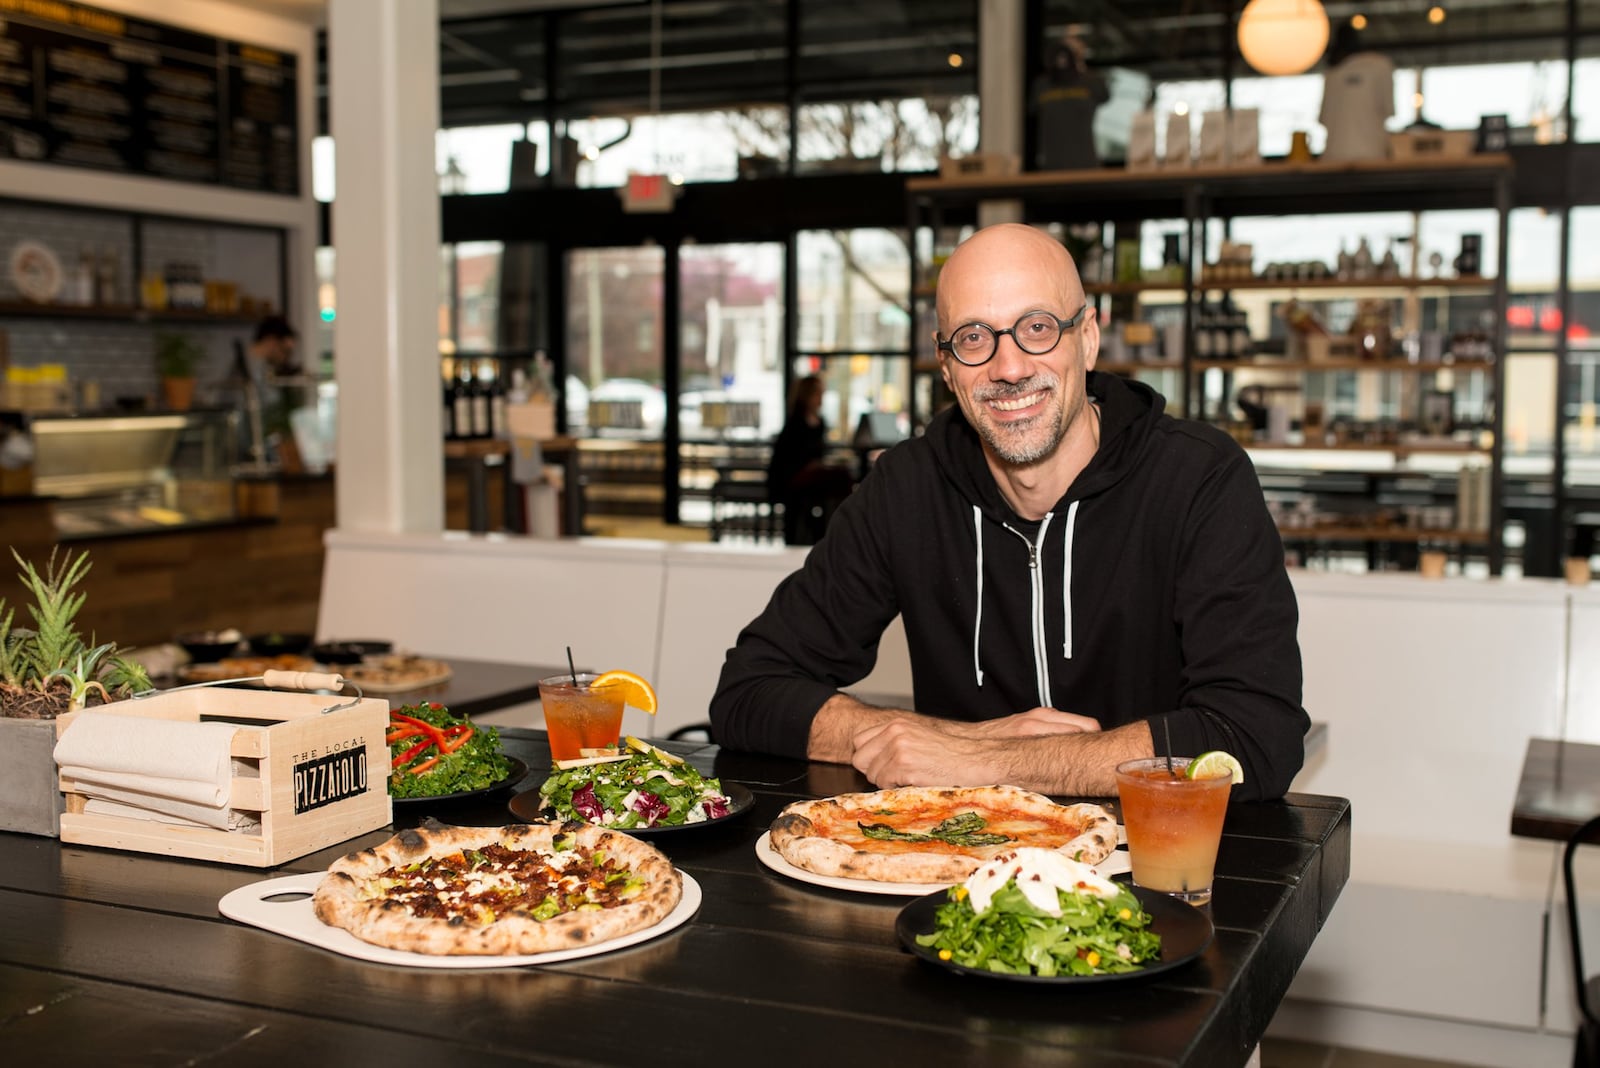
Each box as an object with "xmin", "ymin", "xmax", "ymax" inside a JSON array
[
  {"xmin": 995, "ymin": 720, "xmax": 1154, "ymax": 797},
  {"xmin": 806, "ymin": 692, "xmax": 922, "ymax": 763}
]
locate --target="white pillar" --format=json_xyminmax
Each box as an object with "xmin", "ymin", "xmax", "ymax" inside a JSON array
[
  {"xmin": 978, "ymin": 0, "xmax": 1025, "ymax": 228},
  {"xmin": 327, "ymin": 0, "xmax": 443, "ymax": 532}
]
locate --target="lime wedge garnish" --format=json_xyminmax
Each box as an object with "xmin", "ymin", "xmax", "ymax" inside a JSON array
[{"xmin": 1188, "ymin": 750, "xmax": 1244, "ymax": 783}]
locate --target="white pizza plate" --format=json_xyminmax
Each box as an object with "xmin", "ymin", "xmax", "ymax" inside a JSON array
[
  {"xmin": 753, "ymin": 830, "xmax": 1131, "ymax": 895},
  {"xmin": 219, "ymin": 870, "xmax": 701, "ymax": 969}
]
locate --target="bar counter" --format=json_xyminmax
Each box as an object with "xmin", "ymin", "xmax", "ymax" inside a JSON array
[{"xmin": 0, "ymin": 729, "xmax": 1350, "ymax": 1066}]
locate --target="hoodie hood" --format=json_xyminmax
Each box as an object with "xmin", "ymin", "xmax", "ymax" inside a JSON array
[{"xmin": 924, "ymin": 371, "xmax": 1165, "ymax": 521}]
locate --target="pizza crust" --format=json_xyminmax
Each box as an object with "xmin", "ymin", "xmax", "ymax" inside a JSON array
[
  {"xmin": 769, "ymin": 786, "xmax": 1117, "ymax": 884},
  {"xmin": 312, "ymin": 821, "xmax": 681, "ymax": 955}
]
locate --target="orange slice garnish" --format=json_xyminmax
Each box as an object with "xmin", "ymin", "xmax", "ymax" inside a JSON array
[{"xmin": 590, "ymin": 670, "xmax": 658, "ymax": 714}]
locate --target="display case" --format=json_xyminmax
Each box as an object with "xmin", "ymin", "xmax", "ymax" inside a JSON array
[{"xmin": 30, "ymin": 411, "xmax": 240, "ymax": 538}]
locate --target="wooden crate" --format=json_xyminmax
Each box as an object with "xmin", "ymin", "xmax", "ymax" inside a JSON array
[{"xmin": 56, "ymin": 686, "xmax": 392, "ymax": 866}]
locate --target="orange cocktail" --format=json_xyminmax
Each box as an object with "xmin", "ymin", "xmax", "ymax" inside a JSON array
[
  {"xmin": 538, "ymin": 673, "xmax": 625, "ymax": 761},
  {"xmin": 1114, "ymin": 757, "xmax": 1234, "ymax": 905}
]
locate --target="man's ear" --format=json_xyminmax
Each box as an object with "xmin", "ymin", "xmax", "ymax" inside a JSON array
[{"xmin": 1081, "ymin": 308, "xmax": 1101, "ymax": 372}]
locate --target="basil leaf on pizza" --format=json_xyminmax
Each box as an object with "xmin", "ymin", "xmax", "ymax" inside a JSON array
[
  {"xmin": 858, "ymin": 811, "xmax": 1012, "ymax": 848},
  {"xmin": 312, "ymin": 822, "xmax": 681, "ymax": 955},
  {"xmin": 771, "ymin": 786, "xmax": 1118, "ymax": 885}
]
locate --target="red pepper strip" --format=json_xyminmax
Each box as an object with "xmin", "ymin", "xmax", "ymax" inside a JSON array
[
  {"xmin": 409, "ymin": 756, "xmax": 441, "ymax": 776},
  {"xmin": 391, "ymin": 737, "xmax": 434, "ymax": 769},
  {"xmin": 386, "ymin": 726, "xmax": 426, "ymax": 743},
  {"xmin": 441, "ymin": 726, "xmax": 475, "ymax": 753},
  {"xmin": 390, "ymin": 711, "xmax": 451, "ymax": 751}
]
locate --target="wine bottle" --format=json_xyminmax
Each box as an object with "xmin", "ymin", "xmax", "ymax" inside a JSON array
[
  {"xmin": 442, "ymin": 365, "xmax": 457, "ymax": 440},
  {"xmin": 489, "ymin": 360, "xmax": 508, "ymax": 439},
  {"xmin": 469, "ymin": 359, "xmax": 490, "ymax": 439},
  {"xmin": 451, "ymin": 361, "xmax": 472, "ymax": 441}
]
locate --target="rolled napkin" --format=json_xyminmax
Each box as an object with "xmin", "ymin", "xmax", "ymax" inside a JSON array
[{"xmin": 55, "ymin": 711, "xmax": 240, "ymax": 829}]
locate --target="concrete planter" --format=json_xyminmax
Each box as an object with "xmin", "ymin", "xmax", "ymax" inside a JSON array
[{"xmin": 0, "ymin": 716, "xmax": 62, "ymax": 836}]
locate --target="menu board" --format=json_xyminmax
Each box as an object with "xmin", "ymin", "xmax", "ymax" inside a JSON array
[{"xmin": 0, "ymin": 0, "xmax": 299, "ymax": 195}]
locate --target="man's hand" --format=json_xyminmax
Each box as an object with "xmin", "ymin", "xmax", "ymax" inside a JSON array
[{"xmin": 850, "ymin": 717, "xmax": 1013, "ymax": 788}]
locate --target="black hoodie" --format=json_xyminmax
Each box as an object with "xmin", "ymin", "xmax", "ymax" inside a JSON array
[{"xmin": 709, "ymin": 371, "xmax": 1308, "ymax": 801}]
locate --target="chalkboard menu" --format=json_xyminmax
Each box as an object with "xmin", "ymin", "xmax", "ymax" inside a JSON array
[{"xmin": 0, "ymin": 0, "xmax": 300, "ymax": 195}]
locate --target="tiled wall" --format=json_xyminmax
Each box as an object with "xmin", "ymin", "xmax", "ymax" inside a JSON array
[{"xmin": 0, "ymin": 201, "xmax": 281, "ymax": 409}]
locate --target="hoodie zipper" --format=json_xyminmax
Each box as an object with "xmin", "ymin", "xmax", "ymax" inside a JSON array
[{"xmin": 1003, "ymin": 515, "xmax": 1054, "ymax": 708}]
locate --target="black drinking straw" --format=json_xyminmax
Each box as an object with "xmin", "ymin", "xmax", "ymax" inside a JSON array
[
  {"xmin": 566, "ymin": 646, "xmax": 577, "ymax": 684},
  {"xmin": 1163, "ymin": 719, "xmax": 1174, "ymax": 774}
]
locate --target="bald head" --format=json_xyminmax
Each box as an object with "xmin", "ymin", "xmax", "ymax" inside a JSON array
[{"xmin": 937, "ymin": 224, "xmax": 1084, "ymax": 334}]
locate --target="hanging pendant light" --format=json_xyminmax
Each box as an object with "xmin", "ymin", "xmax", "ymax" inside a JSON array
[{"xmin": 1237, "ymin": 0, "xmax": 1331, "ymax": 77}]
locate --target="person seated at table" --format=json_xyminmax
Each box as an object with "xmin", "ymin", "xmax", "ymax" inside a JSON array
[
  {"xmin": 710, "ymin": 223, "xmax": 1307, "ymax": 802},
  {"xmin": 766, "ymin": 375, "xmax": 855, "ymax": 545}
]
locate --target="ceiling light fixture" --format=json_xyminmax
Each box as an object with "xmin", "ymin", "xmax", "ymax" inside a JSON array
[
  {"xmin": 1351, "ymin": 13, "xmax": 1368, "ymax": 30},
  {"xmin": 947, "ymin": 52, "xmax": 963, "ymax": 69},
  {"xmin": 1427, "ymin": 5, "xmax": 1446, "ymax": 24},
  {"xmin": 1237, "ymin": 0, "xmax": 1331, "ymax": 77}
]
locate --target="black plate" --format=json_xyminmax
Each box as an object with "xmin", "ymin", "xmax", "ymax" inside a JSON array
[
  {"xmin": 391, "ymin": 758, "xmax": 530, "ymax": 807},
  {"xmin": 506, "ymin": 781, "xmax": 755, "ymax": 836},
  {"xmin": 896, "ymin": 884, "xmax": 1213, "ymax": 984}
]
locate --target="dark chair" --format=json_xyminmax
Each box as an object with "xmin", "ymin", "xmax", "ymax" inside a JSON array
[
  {"xmin": 1563, "ymin": 813, "xmax": 1600, "ymax": 1067},
  {"xmin": 666, "ymin": 723, "xmax": 714, "ymax": 743}
]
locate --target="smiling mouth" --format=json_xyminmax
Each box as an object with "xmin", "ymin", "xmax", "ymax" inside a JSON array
[{"xmin": 988, "ymin": 391, "xmax": 1045, "ymax": 413}]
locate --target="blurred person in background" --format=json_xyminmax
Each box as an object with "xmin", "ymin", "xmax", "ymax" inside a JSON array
[{"xmin": 766, "ymin": 374, "xmax": 855, "ymax": 545}]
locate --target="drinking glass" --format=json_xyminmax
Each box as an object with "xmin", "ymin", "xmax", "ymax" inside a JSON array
[
  {"xmin": 1114, "ymin": 756, "xmax": 1234, "ymax": 905},
  {"xmin": 538, "ymin": 672, "xmax": 625, "ymax": 761}
]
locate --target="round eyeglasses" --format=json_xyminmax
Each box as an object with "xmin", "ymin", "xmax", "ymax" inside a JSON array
[{"xmin": 935, "ymin": 305, "xmax": 1088, "ymax": 367}]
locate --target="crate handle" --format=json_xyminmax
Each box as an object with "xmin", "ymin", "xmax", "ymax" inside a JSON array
[
  {"xmin": 260, "ymin": 670, "xmax": 366, "ymax": 715},
  {"xmin": 262, "ymin": 670, "xmax": 346, "ymax": 693}
]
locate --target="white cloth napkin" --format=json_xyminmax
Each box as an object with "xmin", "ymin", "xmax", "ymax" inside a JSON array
[
  {"xmin": 81, "ymin": 797, "xmax": 259, "ymax": 832},
  {"xmin": 54, "ymin": 711, "xmax": 239, "ymax": 829}
]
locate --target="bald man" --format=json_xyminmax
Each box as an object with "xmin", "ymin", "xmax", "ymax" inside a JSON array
[{"xmin": 710, "ymin": 224, "xmax": 1306, "ymax": 801}]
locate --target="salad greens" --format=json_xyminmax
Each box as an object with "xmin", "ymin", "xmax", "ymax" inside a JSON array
[
  {"xmin": 539, "ymin": 740, "xmax": 730, "ymax": 828},
  {"xmin": 387, "ymin": 702, "xmax": 512, "ymax": 799},
  {"xmin": 915, "ymin": 881, "xmax": 1161, "ymax": 977}
]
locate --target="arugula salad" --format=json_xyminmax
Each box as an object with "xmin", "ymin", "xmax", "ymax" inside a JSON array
[
  {"xmin": 539, "ymin": 737, "xmax": 731, "ymax": 828},
  {"xmin": 387, "ymin": 702, "xmax": 513, "ymax": 800},
  {"xmin": 915, "ymin": 847, "xmax": 1161, "ymax": 977}
]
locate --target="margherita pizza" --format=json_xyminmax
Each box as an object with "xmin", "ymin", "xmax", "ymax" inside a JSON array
[
  {"xmin": 769, "ymin": 785, "xmax": 1117, "ymax": 885},
  {"xmin": 312, "ymin": 821, "xmax": 681, "ymax": 955}
]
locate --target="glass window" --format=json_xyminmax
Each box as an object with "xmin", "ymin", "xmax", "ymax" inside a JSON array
[
  {"xmin": 568, "ymin": 108, "xmax": 788, "ymax": 188},
  {"xmin": 1578, "ymin": 57, "xmax": 1600, "ymax": 143},
  {"xmin": 565, "ymin": 247, "xmax": 666, "ymax": 438},
  {"xmin": 796, "ymin": 229, "xmax": 911, "ymax": 355},
  {"xmin": 454, "ymin": 242, "xmax": 503, "ymax": 353},
  {"xmin": 795, "ymin": 96, "xmax": 978, "ymax": 172},
  {"xmin": 680, "ymin": 243, "xmax": 785, "ymax": 441},
  {"xmin": 437, "ymin": 125, "xmax": 530, "ymax": 194},
  {"xmin": 792, "ymin": 354, "xmax": 911, "ymax": 449}
]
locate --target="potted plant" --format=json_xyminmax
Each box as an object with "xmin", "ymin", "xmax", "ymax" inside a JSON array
[
  {"xmin": 153, "ymin": 332, "xmax": 204, "ymax": 410},
  {"xmin": 0, "ymin": 547, "xmax": 150, "ymax": 836}
]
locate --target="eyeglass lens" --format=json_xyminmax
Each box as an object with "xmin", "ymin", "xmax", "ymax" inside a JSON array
[{"xmin": 949, "ymin": 312, "xmax": 1066, "ymax": 364}]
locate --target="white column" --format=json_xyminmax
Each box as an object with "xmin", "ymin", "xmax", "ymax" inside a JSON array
[
  {"xmin": 978, "ymin": 0, "xmax": 1025, "ymax": 228},
  {"xmin": 327, "ymin": 0, "xmax": 443, "ymax": 532}
]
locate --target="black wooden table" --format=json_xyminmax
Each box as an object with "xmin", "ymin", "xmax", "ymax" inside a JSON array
[
  {"xmin": 1511, "ymin": 736, "xmax": 1600, "ymax": 841},
  {"xmin": 0, "ymin": 729, "xmax": 1350, "ymax": 1066}
]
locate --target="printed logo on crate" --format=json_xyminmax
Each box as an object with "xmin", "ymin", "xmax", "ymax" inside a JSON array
[{"xmin": 294, "ymin": 737, "xmax": 370, "ymax": 813}]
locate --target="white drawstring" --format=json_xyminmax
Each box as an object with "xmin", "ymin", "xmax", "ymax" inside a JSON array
[
  {"xmin": 972, "ymin": 504, "xmax": 984, "ymax": 687},
  {"xmin": 1061, "ymin": 500, "xmax": 1079, "ymax": 659}
]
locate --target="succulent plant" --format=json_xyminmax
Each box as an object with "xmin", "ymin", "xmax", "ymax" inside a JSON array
[{"xmin": 0, "ymin": 547, "xmax": 147, "ymax": 718}]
